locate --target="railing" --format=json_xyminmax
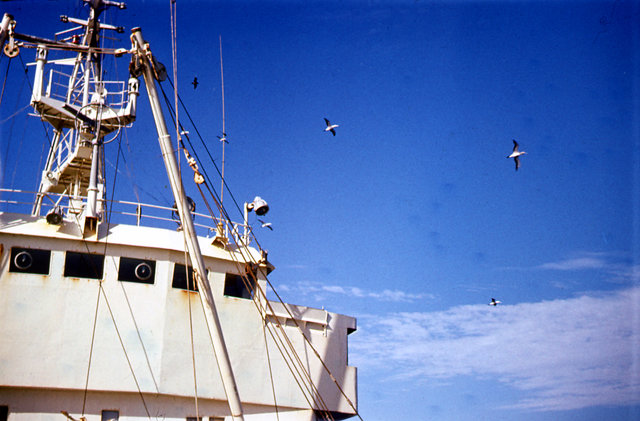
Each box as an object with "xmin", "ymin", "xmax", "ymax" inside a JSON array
[
  {"xmin": 0, "ymin": 188, "xmax": 249, "ymax": 242},
  {"xmin": 46, "ymin": 68, "xmax": 127, "ymax": 109},
  {"xmin": 54, "ymin": 129, "xmax": 74, "ymax": 173}
]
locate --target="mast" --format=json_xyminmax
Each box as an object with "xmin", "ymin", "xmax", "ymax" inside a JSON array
[
  {"xmin": 130, "ymin": 28, "xmax": 245, "ymax": 421},
  {"xmin": 1, "ymin": 0, "xmax": 138, "ymax": 233}
]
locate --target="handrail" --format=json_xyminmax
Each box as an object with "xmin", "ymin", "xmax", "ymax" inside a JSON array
[{"xmin": 0, "ymin": 188, "xmax": 246, "ymax": 239}]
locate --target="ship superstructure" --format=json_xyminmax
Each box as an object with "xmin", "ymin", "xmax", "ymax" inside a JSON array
[{"xmin": 0, "ymin": 2, "xmax": 358, "ymax": 420}]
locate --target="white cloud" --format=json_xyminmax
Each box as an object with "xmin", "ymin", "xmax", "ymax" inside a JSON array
[
  {"xmin": 350, "ymin": 287, "xmax": 640, "ymax": 412},
  {"xmin": 277, "ymin": 281, "xmax": 433, "ymax": 303},
  {"xmin": 538, "ymin": 256, "xmax": 607, "ymax": 270},
  {"xmin": 322, "ymin": 285, "xmax": 347, "ymax": 294}
]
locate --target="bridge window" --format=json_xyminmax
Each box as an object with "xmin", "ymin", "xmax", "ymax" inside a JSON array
[
  {"xmin": 118, "ymin": 257, "xmax": 155, "ymax": 284},
  {"xmin": 224, "ymin": 273, "xmax": 254, "ymax": 299},
  {"xmin": 102, "ymin": 410, "xmax": 119, "ymax": 421},
  {"xmin": 9, "ymin": 247, "xmax": 51, "ymax": 275},
  {"xmin": 64, "ymin": 251, "xmax": 104, "ymax": 279},
  {"xmin": 172, "ymin": 263, "xmax": 198, "ymax": 291}
]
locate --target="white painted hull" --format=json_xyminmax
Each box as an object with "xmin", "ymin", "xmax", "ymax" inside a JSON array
[{"xmin": 0, "ymin": 213, "xmax": 357, "ymax": 420}]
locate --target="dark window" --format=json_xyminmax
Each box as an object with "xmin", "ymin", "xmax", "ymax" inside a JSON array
[
  {"xmin": 9, "ymin": 247, "xmax": 51, "ymax": 275},
  {"xmin": 102, "ymin": 410, "xmax": 119, "ymax": 421},
  {"xmin": 0, "ymin": 405, "xmax": 7, "ymax": 421},
  {"xmin": 64, "ymin": 251, "xmax": 105, "ymax": 279},
  {"xmin": 172, "ymin": 263, "xmax": 198, "ymax": 291},
  {"xmin": 118, "ymin": 257, "xmax": 156, "ymax": 284},
  {"xmin": 224, "ymin": 273, "xmax": 254, "ymax": 299},
  {"xmin": 186, "ymin": 418, "xmax": 202, "ymax": 421}
]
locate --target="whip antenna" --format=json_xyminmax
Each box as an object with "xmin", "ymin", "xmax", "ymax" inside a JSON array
[{"xmin": 219, "ymin": 35, "xmax": 226, "ymax": 208}]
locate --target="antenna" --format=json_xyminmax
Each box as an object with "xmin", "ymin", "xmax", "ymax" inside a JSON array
[{"xmin": 219, "ymin": 35, "xmax": 226, "ymax": 209}]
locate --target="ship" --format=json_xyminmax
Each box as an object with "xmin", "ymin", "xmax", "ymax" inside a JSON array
[{"xmin": 0, "ymin": 2, "xmax": 358, "ymax": 420}]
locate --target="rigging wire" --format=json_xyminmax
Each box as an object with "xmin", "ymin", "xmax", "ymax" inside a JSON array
[
  {"xmin": 78, "ymin": 96, "xmax": 157, "ymax": 421},
  {"xmin": 169, "ymin": 1, "xmax": 201, "ymax": 417},
  {"xmin": 113, "ymin": 133, "xmax": 161, "ymax": 395},
  {"xmin": 157, "ymin": 82, "xmax": 334, "ymax": 416},
  {"xmin": 18, "ymin": 54, "xmax": 52, "ymax": 147},
  {"xmin": 0, "ymin": 57, "xmax": 12, "ymax": 108},
  {"xmin": 0, "ymin": 104, "xmax": 30, "ymax": 125},
  {"xmin": 2, "ymin": 6, "xmax": 363, "ymax": 420},
  {"xmin": 167, "ymin": 147, "xmax": 338, "ymax": 419},
  {"xmin": 262, "ymin": 317, "xmax": 281, "ymax": 421},
  {"xmin": 76, "ymin": 77, "xmax": 154, "ymax": 421},
  {"xmin": 165, "ymin": 76, "xmax": 247, "ymax": 221},
  {"xmin": 103, "ymin": 130, "xmax": 155, "ymax": 417},
  {"xmin": 99, "ymin": 281, "xmax": 153, "ymax": 418},
  {"xmin": 186, "ymin": 250, "xmax": 201, "ymax": 420},
  {"xmin": 156, "ymin": 80, "xmax": 361, "ymax": 419},
  {"xmin": 74, "ymin": 12, "xmax": 156, "ymax": 416},
  {"xmin": 81, "ymin": 274, "xmax": 102, "ymax": 417}
]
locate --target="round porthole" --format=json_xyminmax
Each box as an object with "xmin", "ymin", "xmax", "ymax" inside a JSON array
[
  {"xmin": 134, "ymin": 262, "xmax": 152, "ymax": 281},
  {"xmin": 14, "ymin": 251, "xmax": 33, "ymax": 270}
]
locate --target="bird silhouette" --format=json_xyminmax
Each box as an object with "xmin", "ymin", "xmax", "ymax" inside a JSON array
[
  {"xmin": 507, "ymin": 139, "xmax": 526, "ymax": 171},
  {"xmin": 192, "ymin": 77, "xmax": 199, "ymax": 89},
  {"xmin": 489, "ymin": 298, "xmax": 502, "ymax": 306},
  {"xmin": 324, "ymin": 118, "xmax": 339, "ymax": 136},
  {"xmin": 258, "ymin": 219, "xmax": 273, "ymax": 230}
]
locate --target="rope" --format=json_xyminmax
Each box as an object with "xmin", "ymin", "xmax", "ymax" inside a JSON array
[
  {"xmin": 82, "ymin": 275, "xmax": 102, "ymax": 417},
  {"xmin": 100, "ymin": 282, "xmax": 152, "ymax": 418},
  {"xmin": 0, "ymin": 57, "xmax": 12, "ymax": 108},
  {"xmin": 69, "ymin": 27, "xmax": 156, "ymax": 415},
  {"xmin": 262, "ymin": 316, "xmax": 281, "ymax": 421},
  {"xmin": 165, "ymin": 76, "xmax": 247, "ymax": 219},
  {"xmin": 76, "ymin": 124, "xmax": 154, "ymax": 420},
  {"xmin": 19, "ymin": 52, "xmax": 52, "ymax": 147},
  {"xmin": 188, "ymin": 182, "xmax": 336, "ymax": 418},
  {"xmin": 0, "ymin": 104, "xmax": 30, "ymax": 125},
  {"xmin": 170, "ymin": 0, "xmax": 180, "ymax": 148},
  {"xmin": 184, "ymin": 243, "xmax": 201, "ymax": 418},
  {"xmin": 156, "ymin": 80, "xmax": 358, "ymax": 419},
  {"xmin": 113, "ymin": 134, "xmax": 161, "ymax": 394},
  {"xmin": 95, "ymin": 65, "xmax": 155, "ymax": 419},
  {"xmin": 169, "ymin": 1, "xmax": 201, "ymax": 416}
]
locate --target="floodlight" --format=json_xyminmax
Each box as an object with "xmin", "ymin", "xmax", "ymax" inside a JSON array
[
  {"xmin": 247, "ymin": 196, "xmax": 269, "ymax": 216},
  {"xmin": 46, "ymin": 207, "xmax": 64, "ymax": 225}
]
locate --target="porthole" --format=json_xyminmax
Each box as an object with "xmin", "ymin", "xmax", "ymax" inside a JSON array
[
  {"xmin": 9, "ymin": 247, "xmax": 51, "ymax": 275},
  {"xmin": 135, "ymin": 262, "xmax": 152, "ymax": 281},
  {"xmin": 14, "ymin": 251, "xmax": 33, "ymax": 270},
  {"xmin": 118, "ymin": 257, "xmax": 155, "ymax": 284}
]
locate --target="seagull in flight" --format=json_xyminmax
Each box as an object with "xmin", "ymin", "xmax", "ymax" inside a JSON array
[
  {"xmin": 258, "ymin": 219, "xmax": 273, "ymax": 231},
  {"xmin": 324, "ymin": 118, "xmax": 339, "ymax": 136},
  {"xmin": 507, "ymin": 139, "xmax": 526, "ymax": 171},
  {"xmin": 489, "ymin": 298, "xmax": 502, "ymax": 306},
  {"xmin": 217, "ymin": 133, "xmax": 228, "ymax": 144},
  {"xmin": 192, "ymin": 77, "xmax": 199, "ymax": 89}
]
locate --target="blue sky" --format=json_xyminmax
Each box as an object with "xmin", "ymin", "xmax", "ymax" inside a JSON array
[{"xmin": 1, "ymin": 1, "xmax": 639, "ymax": 420}]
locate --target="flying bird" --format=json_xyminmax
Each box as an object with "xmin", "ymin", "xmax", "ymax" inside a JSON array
[
  {"xmin": 507, "ymin": 139, "xmax": 526, "ymax": 171},
  {"xmin": 192, "ymin": 77, "xmax": 199, "ymax": 89},
  {"xmin": 324, "ymin": 118, "xmax": 339, "ymax": 136},
  {"xmin": 217, "ymin": 133, "xmax": 228, "ymax": 144},
  {"xmin": 258, "ymin": 219, "xmax": 273, "ymax": 231},
  {"xmin": 489, "ymin": 298, "xmax": 502, "ymax": 306}
]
